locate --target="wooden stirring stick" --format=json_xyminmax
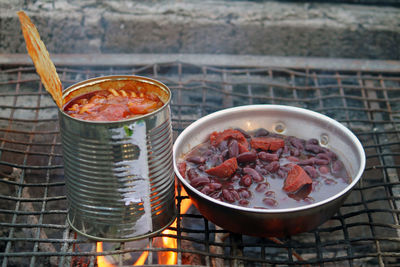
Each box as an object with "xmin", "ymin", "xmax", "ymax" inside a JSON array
[{"xmin": 17, "ymin": 11, "xmax": 63, "ymax": 108}]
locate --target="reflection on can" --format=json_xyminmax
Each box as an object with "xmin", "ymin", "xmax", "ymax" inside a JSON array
[{"xmin": 59, "ymin": 75, "xmax": 176, "ymax": 241}]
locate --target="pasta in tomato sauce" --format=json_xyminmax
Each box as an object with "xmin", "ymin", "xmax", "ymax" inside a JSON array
[{"xmin": 64, "ymin": 87, "xmax": 164, "ymax": 121}]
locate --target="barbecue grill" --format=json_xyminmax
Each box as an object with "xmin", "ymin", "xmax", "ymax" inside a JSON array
[{"xmin": 0, "ymin": 54, "xmax": 399, "ymax": 266}]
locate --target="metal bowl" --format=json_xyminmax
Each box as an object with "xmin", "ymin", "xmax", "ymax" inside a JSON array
[{"xmin": 173, "ymin": 105, "xmax": 365, "ymax": 237}]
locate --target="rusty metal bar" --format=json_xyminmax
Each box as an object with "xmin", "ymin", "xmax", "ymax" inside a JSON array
[
  {"xmin": 1, "ymin": 58, "xmax": 400, "ymax": 266},
  {"xmin": 1, "ymin": 54, "xmax": 400, "ymax": 73}
]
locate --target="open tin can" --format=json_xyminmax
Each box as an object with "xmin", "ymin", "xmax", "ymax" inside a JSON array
[{"xmin": 59, "ymin": 75, "xmax": 176, "ymax": 241}]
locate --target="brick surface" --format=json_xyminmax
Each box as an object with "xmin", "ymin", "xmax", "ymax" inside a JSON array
[{"xmin": 1, "ymin": 0, "xmax": 399, "ymax": 59}]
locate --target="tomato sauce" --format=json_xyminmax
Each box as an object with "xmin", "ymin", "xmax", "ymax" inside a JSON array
[{"xmin": 63, "ymin": 87, "xmax": 164, "ymax": 121}]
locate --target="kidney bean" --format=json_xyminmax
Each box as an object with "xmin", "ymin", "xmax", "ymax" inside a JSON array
[
  {"xmin": 209, "ymin": 191, "xmax": 221, "ymax": 199},
  {"xmin": 290, "ymin": 137, "xmax": 304, "ymax": 150},
  {"xmin": 244, "ymin": 163, "xmax": 254, "ymax": 169},
  {"xmin": 254, "ymin": 128, "xmax": 270, "ymax": 137},
  {"xmin": 303, "ymin": 165, "xmax": 318, "ymax": 179},
  {"xmin": 326, "ymin": 150, "xmax": 338, "ymax": 161},
  {"xmin": 190, "ymin": 176, "xmax": 210, "ymax": 187},
  {"xmin": 316, "ymin": 153, "xmax": 331, "ymax": 162},
  {"xmin": 221, "ymin": 149, "xmax": 229, "ymax": 160},
  {"xmin": 265, "ymin": 161, "xmax": 280, "ymax": 173},
  {"xmin": 200, "ymin": 185, "xmax": 212, "ymax": 195},
  {"xmin": 319, "ymin": 165, "xmax": 330, "ymax": 174},
  {"xmin": 298, "ymin": 158, "xmax": 316, "ymax": 166},
  {"xmin": 203, "ymin": 148, "xmax": 215, "ymax": 157},
  {"xmin": 228, "ymin": 139, "xmax": 239, "ymax": 158},
  {"xmin": 186, "ymin": 156, "xmax": 206, "ymax": 165},
  {"xmin": 290, "ymin": 148, "xmax": 300, "ymax": 157},
  {"xmin": 306, "ymin": 138, "xmax": 319, "ymax": 146},
  {"xmin": 230, "ymin": 190, "xmax": 240, "ymax": 201},
  {"xmin": 263, "ymin": 198, "xmax": 278, "ymax": 207},
  {"xmin": 240, "ymin": 174, "xmax": 252, "ymax": 187},
  {"xmin": 243, "ymin": 167, "xmax": 264, "ymax": 182},
  {"xmin": 264, "ymin": 190, "xmax": 276, "ymax": 198},
  {"xmin": 218, "ymin": 140, "xmax": 228, "ymax": 151},
  {"xmin": 331, "ymin": 160, "xmax": 344, "ymax": 174},
  {"xmin": 255, "ymin": 165, "xmax": 268, "ymax": 176},
  {"xmin": 258, "ymin": 151, "xmax": 279, "ymax": 162},
  {"xmin": 255, "ymin": 182, "xmax": 270, "ymax": 193},
  {"xmin": 314, "ymin": 158, "xmax": 329, "ymax": 165},
  {"xmin": 209, "ymin": 182, "xmax": 222, "ymax": 191},
  {"xmin": 222, "ymin": 189, "xmax": 236, "ymax": 203},
  {"xmin": 305, "ymin": 144, "xmax": 326, "ymax": 154},
  {"xmin": 187, "ymin": 168, "xmax": 199, "ymax": 181},
  {"xmin": 224, "ymin": 182, "xmax": 235, "ymax": 189},
  {"xmin": 238, "ymin": 188, "xmax": 252, "ymax": 199},
  {"xmin": 238, "ymin": 199, "xmax": 250, "ymax": 206},
  {"xmin": 287, "ymin": 156, "xmax": 299, "ymax": 162},
  {"xmin": 237, "ymin": 151, "xmax": 257, "ymax": 163}
]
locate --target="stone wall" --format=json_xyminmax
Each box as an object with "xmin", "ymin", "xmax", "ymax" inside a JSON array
[{"xmin": 1, "ymin": 0, "xmax": 399, "ymax": 59}]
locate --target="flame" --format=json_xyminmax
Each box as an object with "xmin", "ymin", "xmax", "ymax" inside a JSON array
[
  {"xmin": 133, "ymin": 249, "xmax": 149, "ymax": 265},
  {"xmin": 157, "ymin": 187, "xmax": 191, "ymax": 265},
  {"xmin": 158, "ymin": 227, "xmax": 178, "ymax": 265},
  {"xmin": 97, "ymin": 187, "xmax": 192, "ymax": 266},
  {"xmin": 97, "ymin": 242, "xmax": 114, "ymax": 267}
]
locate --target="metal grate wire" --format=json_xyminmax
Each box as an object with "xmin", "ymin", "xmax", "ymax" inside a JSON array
[{"xmin": 0, "ymin": 56, "xmax": 399, "ymax": 266}]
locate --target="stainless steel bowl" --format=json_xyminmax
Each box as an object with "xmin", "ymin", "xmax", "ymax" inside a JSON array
[{"xmin": 173, "ymin": 105, "xmax": 365, "ymax": 237}]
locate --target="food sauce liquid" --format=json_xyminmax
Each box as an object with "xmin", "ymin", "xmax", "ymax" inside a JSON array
[
  {"xmin": 64, "ymin": 87, "xmax": 164, "ymax": 121},
  {"xmin": 180, "ymin": 129, "xmax": 350, "ymax": 209}
]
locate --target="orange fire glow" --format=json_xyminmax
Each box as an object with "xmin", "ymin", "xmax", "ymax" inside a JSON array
[
  {"xmin": 157, "ymin": 187, "xmax": 191, "ymax": 265},
  {"xmin": 97, "ymin": 187, "xmax": 192, "ymax": 267},
  {"xmin": 133, "ymin": 249, "xmax": 149, "ymax": 265},
  {"xmin": 96, "ymin": 242, "xmax": 114, "ymax": 267},
  {"xmin": 157, "ymin": 188, "xmax": 192, "ymax": 265}
]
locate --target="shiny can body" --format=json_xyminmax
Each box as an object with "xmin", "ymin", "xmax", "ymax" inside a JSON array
[{"xmin": 59, "ymin": 75, "xmax": 176, "ymax": 241}]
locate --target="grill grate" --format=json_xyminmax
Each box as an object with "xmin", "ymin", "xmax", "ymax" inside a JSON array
[{"xmin": 0, "ymin": 55, "xmax": 399, "ymax": 266}]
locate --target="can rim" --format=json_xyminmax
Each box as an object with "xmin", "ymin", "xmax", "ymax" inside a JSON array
[{"xmin": 60, "ymin": 75, "xmax": 172, "ymax": 124}]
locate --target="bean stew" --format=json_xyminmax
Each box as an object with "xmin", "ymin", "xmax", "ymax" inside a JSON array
[{"xmin": 178, "ymin": 128, "xmax": 351, "ymax": 209}]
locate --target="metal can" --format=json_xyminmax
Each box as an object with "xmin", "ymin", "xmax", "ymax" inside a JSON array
[{"xmin": 59, "ymin": 75, "xmax": 176, "ymax": 241}]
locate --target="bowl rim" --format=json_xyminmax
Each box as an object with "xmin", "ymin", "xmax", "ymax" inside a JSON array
[{"xmin": 173, "ymin": 104, "xmax": 366, "ymax": 214}]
